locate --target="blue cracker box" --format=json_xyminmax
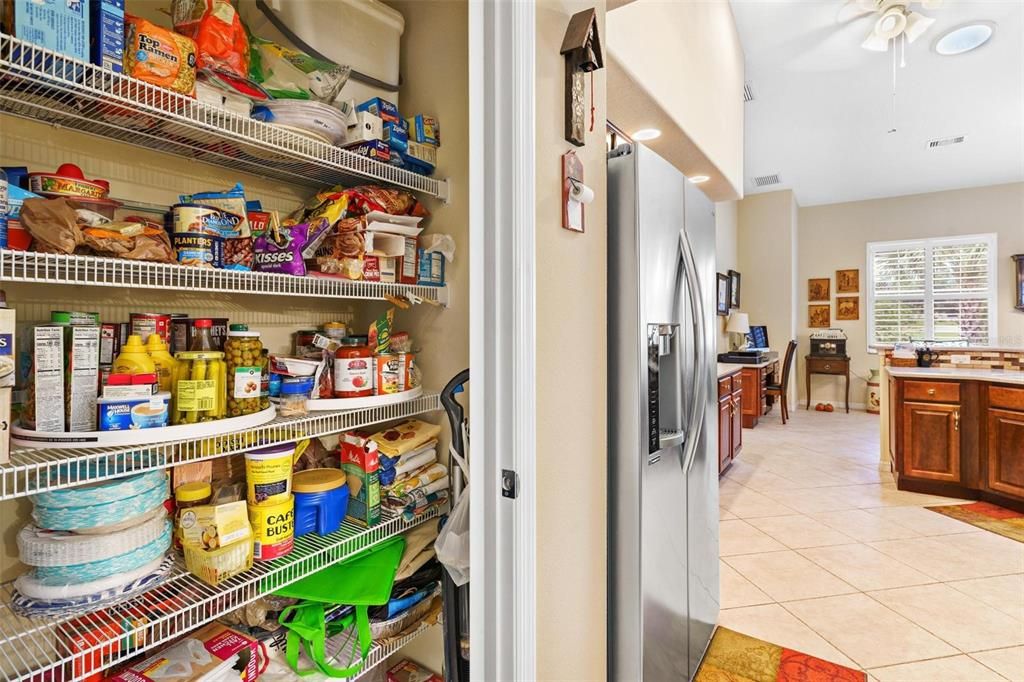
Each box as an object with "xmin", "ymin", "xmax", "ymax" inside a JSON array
[
  {"xmin": 97, "ymin": 393, "xmax": 170, "ymax": 431},
  {"xmin": 342, "ymin": 139, "xmax": 391, "ymax": 163},
  {"xmin": 90, "ymin": 0, "xmax": 124, "ymax": 72},
  {"xmin": 383, "ymin": 119, "xmax": 408, "ymax": 154},
  {"xmin": 4, "ymin": 0, "xmax": 90, "ymax": 62},
  {"xmin": 407, "ymin": 115, "xmax": 440, "ymax": 146},
  {"xmin": 417, "ymin": 249, "xmax": 445, "ymax": 287},
  {"xmin": 356, "ymin": 97, "xmax": 400, "ymax": 124}
]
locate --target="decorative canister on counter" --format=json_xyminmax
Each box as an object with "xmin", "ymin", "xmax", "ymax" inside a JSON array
[
  {"xmin": 248, "ymin": 495, "xmax": 294, "ymax": 561},
  {"xmin": 866, "ymin": 369, "xmax": 881, "ymax": 414},
  {"xmin": 293, "ymin": 468, "xmax": 349, "ymax": 538},
  {"xmin": 244, "ymin": 443, "xmax": 296, "ymax": 506}
]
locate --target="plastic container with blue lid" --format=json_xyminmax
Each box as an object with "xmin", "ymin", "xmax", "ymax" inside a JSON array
[
  {"xmin": 279, "ymin": 377, "xmax": 314, "ymax": 417},
  {"xmin": 293, "ymin": 468, "xmax": 349, "ymax": 538}
]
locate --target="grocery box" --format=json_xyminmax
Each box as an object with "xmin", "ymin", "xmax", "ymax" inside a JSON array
[
  {"xmin": 0, "ymin": 304, "xmax": 14, "ymax": 388},
  {"xmin": 1, "ymin": 0, "xmax": 90, "ymax": 62},
  {"xmin": 417, "ymin": 250, "xmax": 445, "ymax": 287},
  {"xmin": 407, "ymin": 115, "xmax": 440, "ymax": 146},
  {"xmin": 97, "ymin": 392, "xmax": 170, "ymax": 431},
  {"xmin": 0, "ymin": 387, "xmax": 10, "ymax": 465},
  {"xmin": 107, "ymin": 623, "xmax": 259, "ymax": 682},
  {"xmin": 179, "ymin": 500, "xmax": 251, "ymax": 550},
  {"xmin": 91, "ymin": 0, "xmax": 124, "ymax": 72},
  {"xmin": 63, "ymin": 324, "xmax": 100, "ymax": 432},
  {"xmin": 99, "ymin": 322, "xmax": 119, "ymax": 366},
  {"xmin": 357, "ymin": 97, "xmax": 400, "ymax": 124},
  {"xmin": 399, "ymin": 141, "xmax": 437, "ymax": 176},
  {"xmin": 351, "ymin": 110, "xmax": 384, "ymax": 142},
  {"xmin": 27, "ymin": 325, "xmax": 65, "ymax": 432},
  {"xmin": 342, "ymin": 139, "xmax": 391, "ymax": 163},
  {"xmin": 340, "ymin": 431, "xmax": 381, "ymax": 527},
  {"xmin": 383, "ymin": 119, "xmax": 409, "ymax": 154}
]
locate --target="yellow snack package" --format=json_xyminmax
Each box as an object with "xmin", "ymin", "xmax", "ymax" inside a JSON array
[{"xmin": 124, "ymin": 15, "xmax": 198, "ymax": 96}]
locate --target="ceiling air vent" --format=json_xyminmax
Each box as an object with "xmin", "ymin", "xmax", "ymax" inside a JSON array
[
  {"xmin": 752, "ymin": 173, "xmax": 780, "ymax": 187},
  {"xmin": 928, "ymin": 135, "xmax": 966, "ymax": 148},
  {"xmin": 743, "ymin": 82, "xmax": 755, "ymax": 102}
]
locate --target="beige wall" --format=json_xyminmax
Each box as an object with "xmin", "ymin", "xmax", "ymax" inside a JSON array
[
  {"xmin": 797, "ymin": 182, "xmax": 1024, "ymax": 406},
  {"xmin": 716, "ymin": 200, "xmax": 739, "ymax": 352},
  {"xmin": 737, "ymin": 190, "xmax": 799, "ymax": 400},
  {"xmin": 606, "ymin": 0, "xmax": 744, "ymax": 197},
  {"xmin": 535, "ymin": 1, "xmax": 608, "ymax": 678}
]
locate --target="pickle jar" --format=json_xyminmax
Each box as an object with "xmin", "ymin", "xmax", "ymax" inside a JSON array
[
  {"xmin": 224, "ymin": 328, "xmax": 264, "ymax": 417},
  {"xmin": 172, "ymin": 351, "xmax": 226, "ymax": 424}
]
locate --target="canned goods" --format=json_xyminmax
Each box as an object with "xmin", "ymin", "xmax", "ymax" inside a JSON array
[
  {"xmin": 374, "ymin": 352, "xmax": 416, "ymax": 394},
  {"xmin": 171, "ymin": 203, "xmax": 243, "ymax": 237},
  {"xmin": 173, "ymin": 232, "xmax": 224, "ymax": 268},
  {"xmin": 130, "ymin": 312, "xmax": 172, "ymax": 346},
  {"xmin": 248, "ymin": 496, "xmax": 294, "ymax": 561}
]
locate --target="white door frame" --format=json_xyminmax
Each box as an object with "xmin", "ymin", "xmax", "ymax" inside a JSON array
[{"xmin": 469, "ymin": 0, "xmax": 537, "ymax": 679}]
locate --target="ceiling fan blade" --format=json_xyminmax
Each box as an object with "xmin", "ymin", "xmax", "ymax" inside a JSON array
[{"xmin": 837, "ymin": 0, "xmax": 877, "ymax": 23}]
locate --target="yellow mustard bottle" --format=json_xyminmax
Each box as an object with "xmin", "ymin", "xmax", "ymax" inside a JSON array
[
  {"xmin": 112, "ymin": 334, "xmax": 157, "ymax": 375},
  {"xmin": 145, "ymin": 334, "xmax": 177, "ymax": 392}
]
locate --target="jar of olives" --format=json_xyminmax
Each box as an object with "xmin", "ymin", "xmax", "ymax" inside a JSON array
[{"xmin": 225, "ymin": 327, "xmax": 264, "ymax": 417}]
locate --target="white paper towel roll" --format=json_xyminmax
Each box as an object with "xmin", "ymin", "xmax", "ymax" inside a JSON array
[{"xmin": 569, "ymin": 181, "xmax": 595, "ymax": 205}]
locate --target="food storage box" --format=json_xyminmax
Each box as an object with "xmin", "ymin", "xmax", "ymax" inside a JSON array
[
  {"xmin": 0, "ymin": 305, "xmax": 14, "ymax": 388},
  {"xmin": 340, "ymin": 431, "xmax": 381, "ymax": 527},
  {"xmin": 2, "ymin": 0, "xmax": 90, "ymax": 62},
  {"xmin": 62, "ymin": 324, "xmax": 100, "ymax": 432},
  {"xmin": 26, "ymin": 326, "xmax": 65, "ymax": 433},
  {"xmin": 91, "ymin": 0, "xmax": 124, "ymax": 72}
]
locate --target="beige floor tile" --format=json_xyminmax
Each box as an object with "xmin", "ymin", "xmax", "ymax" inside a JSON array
[
  {"xmin": 720, "ymin": 507, "xmax": 738, "ymax": 520},
  {"xmin": 719, "ymin": 560, "xmax": 773, "ymax": 609},
  {"xmin": 783, "ymin": 593, "xmax": 958, "ymax": 669},
  {"xmin": 746, "ymin": 514, "xmax": 856, "ymax": 549},
  {"xmin": 724, "ymin": 550, "xmax": 857, "ymax": 602},
  {"xmin": 719, "ymin": 488, "xmax": 797, "ymax": 519},
  {"xmin": 868, "ymin": 536, "xmax": 1022, "ymax": 581},
  {"xmin": 864, "ymin": 506, "xmax": 982, "ymax": 537},
  {"xmin": 971, "ymin": 646, "xmax": 1024, "ymax": 682},
  {"xmin": 717, "ymin": 603, "xmax": 859, "ymax": 669},
  {"xmin": 719, "ymin": 519, "xmax": 787, "ymax": 556},
  {"xmin": 811, "ymin": 509, "xmax": 921, "ymax": 542},
  {"xmin": 868, "ymin": 583, "xmax": 1024, "ymax": 653},
  {"xmin": 949, "ymin": 574, "xmax": 1024, "ymax": 622},
  {"xmin": 868, "ymin": 655, "xmax": 1007, "ymax": 681},
  {"xmin": 799, "ymin": 543, "xmax": 936, "ymax": 591},
  {"xmin": 760, "ymin": 486, "xmax": 863, "ymax": 514}
]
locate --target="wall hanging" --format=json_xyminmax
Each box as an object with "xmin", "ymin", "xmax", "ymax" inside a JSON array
[{"xmin": 560, "ymin": 8, "xmax": 603, "ymax": 146}]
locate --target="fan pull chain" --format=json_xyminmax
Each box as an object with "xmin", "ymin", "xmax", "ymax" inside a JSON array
[{"xmin": 888, "ymin": 37, "xmax": 898, "ymax": 133}]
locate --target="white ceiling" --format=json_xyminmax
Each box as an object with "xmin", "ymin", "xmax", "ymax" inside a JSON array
[{"xmin": 730, "ymin": 0, "xmax": 1024, "ymax": 206}]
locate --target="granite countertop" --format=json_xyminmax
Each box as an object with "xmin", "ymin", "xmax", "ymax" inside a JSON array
[
  {"xmin": 885, "ymin": 366, "xmax": 1024, "ymax": 386},
  {"xmin": 872, "ymin": 344, "xmax": 1024, "ymax": 353}
]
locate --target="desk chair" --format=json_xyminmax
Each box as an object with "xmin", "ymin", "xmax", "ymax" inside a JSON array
[{"xmin": 766, "ymin": 340, "xmax": 798, "ymax": 424}]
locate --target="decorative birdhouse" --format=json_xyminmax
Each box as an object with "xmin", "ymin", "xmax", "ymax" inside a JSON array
[{"xmin": 560, "ymin": 8, "xmax": 604, "ymax": 147}]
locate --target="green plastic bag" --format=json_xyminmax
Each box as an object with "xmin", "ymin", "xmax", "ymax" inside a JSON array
[{"xmin": 274, "ymin": 537, "xmax": 405, "ymax": 678}]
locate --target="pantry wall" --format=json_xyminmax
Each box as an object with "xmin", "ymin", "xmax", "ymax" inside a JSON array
[{"xmin": 0, "ymin": 0, "xmax": 468, "ymax": 673}]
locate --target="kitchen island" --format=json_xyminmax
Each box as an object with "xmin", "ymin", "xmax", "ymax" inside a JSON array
[{"xmin": 886, "ymin": 366, "xmax": 1024, "ymax": 511}]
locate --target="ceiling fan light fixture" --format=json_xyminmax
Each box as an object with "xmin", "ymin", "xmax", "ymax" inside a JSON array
[
  {"xmin": 874, "ymin": 7, "xmax": 908, "ymax": 39},
  {"xmin": 904, "ymin": 11, "xmax": 935, "ymax": 43},
  {"xmin": 862, "ymin": 30, "xmax": 891, "ymax": 51}
]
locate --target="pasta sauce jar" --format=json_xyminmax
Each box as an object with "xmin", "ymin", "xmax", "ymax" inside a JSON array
[{"xmin": 334, "ymin": 340, "xmax": 373, "ymax": 398}]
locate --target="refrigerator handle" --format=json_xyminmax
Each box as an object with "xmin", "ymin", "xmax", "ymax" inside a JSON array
[{"xmin": 678, "ymin": 228, "xmax": 708, "ymax": 475}]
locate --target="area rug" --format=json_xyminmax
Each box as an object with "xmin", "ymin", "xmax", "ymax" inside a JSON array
[
  {"xmin": 696, "ymin": 627, "xmax": 865, "ymax": 682},
  {"xmin": 927, "ymin": 501, "xmax": 1024, "ymax": 543}
]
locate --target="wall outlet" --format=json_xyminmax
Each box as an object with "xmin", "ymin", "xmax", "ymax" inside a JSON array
[{"xmin": 949, "ymin": 354, "xmax": 971, "ymax": 365}]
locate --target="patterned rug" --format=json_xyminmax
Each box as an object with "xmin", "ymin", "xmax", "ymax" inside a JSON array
[
  {"xmin": 927, "ymin": 501, "xmax": 1024, "ymax": 543},
  {"xmin": 697, "ymin": 627, "xmax": 865, "ymax": 682}
]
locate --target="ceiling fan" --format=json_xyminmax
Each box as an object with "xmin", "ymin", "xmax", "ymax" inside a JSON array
[{"xmin": 838, "ymin": 0, "xmax": 942, "ymax": 51}]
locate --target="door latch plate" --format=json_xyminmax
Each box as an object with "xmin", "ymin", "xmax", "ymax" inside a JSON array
[{"xmin": 501, "ymin": 469, "xmax": 518, "ymax": 499}]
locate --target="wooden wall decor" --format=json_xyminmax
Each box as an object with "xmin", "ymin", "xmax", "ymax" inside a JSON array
[
  {"xmin": 836, "ymin": 269, "xmax": 859, "ymax": 293},
  {"xmin": 808, "ymin": 278, "xmax": 830, "ymax": 302},
  {"xmin": 560, "ymin": 8, "xmax": 604, "ymax": 147},
  {"xmin": 837, "ymin": 296, "xmax": 859, "ymax": 321},
  {"xmin": 809, "ymin": 304, "xmax": 831, "ymax": 328}
]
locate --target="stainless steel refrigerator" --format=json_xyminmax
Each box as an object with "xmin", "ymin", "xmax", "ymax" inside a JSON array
[{"xmin": 608, "ymin": 143, "xmax": 720, "ymax": 680}]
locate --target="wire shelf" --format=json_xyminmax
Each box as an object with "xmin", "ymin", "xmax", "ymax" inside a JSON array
[
  {"xmin": 0, "ymin": 508, "xmax": 443, "ymax": 682},
  {"xmin": 0, "ymin": 250, "xmax": 448, "ymax": 303},
  {"xmin": 0, "ymin": 34, "xmax": 448, "ymax": 199},
  {"xmin": 1, "ymin": 392, "xmax": 440, "ymax": 501}
]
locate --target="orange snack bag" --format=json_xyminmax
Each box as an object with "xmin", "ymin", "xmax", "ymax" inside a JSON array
[{"xmin": 124, "ymin": 15, "xmax": 198, "ymax": 96}]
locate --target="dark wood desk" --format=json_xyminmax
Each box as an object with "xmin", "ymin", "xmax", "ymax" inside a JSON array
[{"xmin": 805, "ymin": 355, "xmax": 850, "ymax": 413}]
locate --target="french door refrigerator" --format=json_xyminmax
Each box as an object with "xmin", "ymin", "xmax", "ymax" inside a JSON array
[{"xmin": 608, "ymin": 143, "xmax": 720, "ymax": 680}]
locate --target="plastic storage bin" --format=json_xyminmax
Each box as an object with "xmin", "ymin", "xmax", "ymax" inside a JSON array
[{"xmin": 293, "ymin": 469, "xmax": 350, "ymax": 538}]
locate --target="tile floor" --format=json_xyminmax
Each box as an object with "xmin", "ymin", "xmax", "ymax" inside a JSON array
[{"xmin": 718, "ymin": 408, "xmax": 1024, "ymax": 681}]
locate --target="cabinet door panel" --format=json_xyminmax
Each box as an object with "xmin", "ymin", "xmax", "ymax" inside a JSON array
[
  {"xmin": 988, "ymin": 409, "xmax": 1024, "ymax": 500},
  {"xmin": 741, "ymin": 370, "xmax": 758, "ymax": 417},
  {"xmin": 902, "ymin": 401, "xmax": 961, "ymax": 483},
  {"xmin": 731, "ymin": 393, "xmax": 743, "ymax": 459},
  {"xmin": 719, "ymin": 397, "xmax": 732, "ymax": 474}
]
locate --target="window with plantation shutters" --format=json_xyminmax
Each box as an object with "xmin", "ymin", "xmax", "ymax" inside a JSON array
[{"xmin": 867, "ymin": 234, "xmax": 997, "ymax": 348}]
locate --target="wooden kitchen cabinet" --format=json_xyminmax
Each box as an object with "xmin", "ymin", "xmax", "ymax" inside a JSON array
[
  {"xmin": 902, "ymin": 401, "xmax": 961, "ymax": 483},
  {"xmin": 718, "ymin": 372, "xmax": 743, "ymax": 475},
  {"xmin": 987, "ymin": 407, "xmax": 1024, "ymax": 499}
]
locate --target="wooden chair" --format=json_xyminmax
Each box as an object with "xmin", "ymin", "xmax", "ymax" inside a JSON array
[{"xmin": 766, "ymin": 340, "xmax": 798, "ymax": 424}]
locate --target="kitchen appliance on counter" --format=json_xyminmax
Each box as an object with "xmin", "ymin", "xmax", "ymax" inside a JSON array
[
  {"xmin": 810, "ymin": 328, "xmax": 848, "ymax": 357},
  {"xmin": 717, "ymin": 350, "xmax": 778, "ymax": 365},
  {"xmin": 608, "ymin": 143, "xmax": 719, "ymax": 681}
]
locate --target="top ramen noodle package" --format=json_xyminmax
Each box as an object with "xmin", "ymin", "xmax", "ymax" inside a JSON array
[{"xmin": 124, "ymin": 16, "xmax": 198, "ymax": 96}]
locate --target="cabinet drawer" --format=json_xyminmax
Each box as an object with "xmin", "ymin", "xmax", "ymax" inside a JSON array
[
  {"xmin": 719, "ymin": 376, "xmax": 732, "ymax": 398},
  {"xmin": 990, "ymin": 385, "xmax": 1024, "ymax": 412},
  {"xmin": 807, "ymin": 357, "xmax": 846, "ymax": 374},
  {"xmin": 904, "ymin": 380, "xmax": 960, "ymax": 404}
]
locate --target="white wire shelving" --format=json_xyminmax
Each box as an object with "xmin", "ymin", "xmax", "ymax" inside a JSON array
[
  {"xmin": 0, "ymin": 33, "xmax": 448, "ymax": 199},
  {"xmin": 0, "ymin": 507, "xmax": 444, "ymax": 682},
  {"xmin": 0, "ymin": 250, "xmax": 448, "ymax": 304},
  {"xmin": 1, "ymin": 392, "xmax": 441, "ymax": 501}
]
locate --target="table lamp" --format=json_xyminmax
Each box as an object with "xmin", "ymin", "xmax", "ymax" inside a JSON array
[{"xmin": 726, "ymin": 311, "xmax": 750, "ymax": 351}]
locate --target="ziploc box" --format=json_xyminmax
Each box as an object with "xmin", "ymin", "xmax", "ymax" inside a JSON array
[
  {"xmin": 356, "ymin": 97, "xmax": 400, "ymax": 124},
  {"xmin": 90, "ymin": 0, "xmax": 124, "ymax": 72},
  {"xmin": 341, "ymin": 430, "xmax": 381, "ymax": 528},
  {"xmin": 27, "ymin": 325, "xmax": 65, "ymax": 432},
  {"xmin": 1, "ymin": 0, "xmax": 90, "ymax": 62},
  {"xmin": 383, "ymin": 119, "xmax": 408, "ymax": 154},
  {"xmin": 62, "ymin": 324, "xmax": 100, "ymax": 432},
  {"xmin": 342, "ymin": 139, "xmax": 391, "ymax": 163},
  {"xmin": 407, "ymin": 115, "xmax": 440, "ymax": 146}
]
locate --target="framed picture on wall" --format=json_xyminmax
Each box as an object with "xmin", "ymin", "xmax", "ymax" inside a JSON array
[
  {"xmin": 836, "ymin": 269, "xmax": 859, "ymax": 293},
  {"xmin": 1014, "ymin": 255, "xmax": 1023, "ymax": 311},
  {"xmin": 836, "ymin": 296, "xmax": 859, "ymax": 320},
  {"xmin": 809, "ymin": 304, "xmax": 831, "ymax": 328},
  {"xmin": 728, "ymin": 270, "xmax": 741, "ymax": 308},
  {"xmin": 717, "ymin": 273, "xmax": 730, "ymax": 316},
  {"xmin": 808, "ymin": 278, "xmax": 830, "ymax": 302}
]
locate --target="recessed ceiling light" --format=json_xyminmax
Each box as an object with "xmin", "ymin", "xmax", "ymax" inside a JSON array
[
  {"xmin": 632, "ymin": 128, "xmax": 661, "ymax": 141},
  {"xmin": 934, "ymin": 22, "xmax": 994, "ymax": 55},
  {"xmin": 689, "ymin": 175, "xmax": 710, "ymax": 184}
]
